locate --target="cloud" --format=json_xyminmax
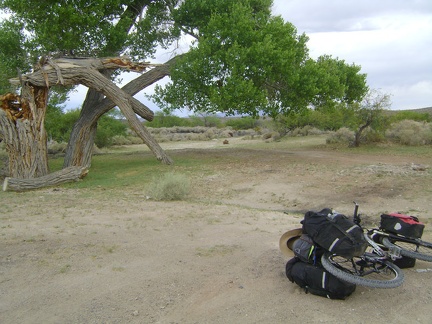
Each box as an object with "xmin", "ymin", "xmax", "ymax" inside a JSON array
[
  {"xmin": 273, "ymin": 0, "xmax": 432, "ymax": 33},
  {"xmin": 273, "ymin": 0, "xmax": 432, "ymax": 109}
]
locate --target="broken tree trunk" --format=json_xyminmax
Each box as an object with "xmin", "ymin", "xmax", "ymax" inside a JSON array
[
  {"xmin": 3, "ymin": 166, "xmax": 88, "ymax": 191},
  {"xmin": 1, "ymin": 56, "xmax": 173, "ymax": 191},
  {"xmin": 0, "ymin": 86, "xmax": 49, "ymax": 179}
]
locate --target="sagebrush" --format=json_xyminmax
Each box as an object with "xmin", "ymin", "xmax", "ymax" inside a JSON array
[{"xmin": 147, "ymin": 172, "xmax": 191, "ymax": 201}]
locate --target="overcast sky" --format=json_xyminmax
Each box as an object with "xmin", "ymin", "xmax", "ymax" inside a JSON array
[
  {"xmin": 63, "ymin": 0, "xmax": 432, "ymax": 112},
  {"xmin": 272, "ymin": 0, "xmax": 432, "ymax": 110}
]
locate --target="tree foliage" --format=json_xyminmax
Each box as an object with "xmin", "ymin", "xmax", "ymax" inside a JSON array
[
  {"xmin": 0, "ymin": 19, "xmax": 30, "ymax": 93},
  {"xmin": 152, "ymin": 1, "xmax": 368, "ymax": 117},
  {"xmin": 0, "ymin": 0, "xmax": 178, "ymax": 59}
]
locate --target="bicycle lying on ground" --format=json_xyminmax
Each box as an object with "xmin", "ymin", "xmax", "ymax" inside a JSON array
[{"xmin": 320, "ymin": 202, "xmax": 432, "ymax": 289}]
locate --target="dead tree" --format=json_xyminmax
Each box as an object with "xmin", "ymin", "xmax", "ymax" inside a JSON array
[{"xmin": 0, "ymin": 56, "xmax": 172, "ymax": 191}]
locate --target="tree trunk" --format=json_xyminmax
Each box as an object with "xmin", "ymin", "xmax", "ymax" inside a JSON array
[
  {"xmin": 0, "ymin": 86, "xmax": 49, "ymax": 178},
  {"xmin": 3, "ymin": 166, "xmax": 88, "ymax": 191},
  {"xmin": 63, "ymin": 62, "xmax": 171, "ymax": 168}
]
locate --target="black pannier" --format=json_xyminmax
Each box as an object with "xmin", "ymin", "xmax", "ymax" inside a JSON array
[
  {"xmin": 285, "ymin": 257, "xmax": 356, "ymax": 300},
  {"xmin": 302, "ymin": 208, "xmax": 367, "ymax": 259},
  {"xmin": 380, "ymin": 213, "xmax": 424, "ymax": 239},
  {"xmin": 292, "ymin": 234, "xmax": 324, "ymax": 264}
]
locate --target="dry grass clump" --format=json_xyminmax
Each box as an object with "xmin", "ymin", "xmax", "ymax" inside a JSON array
[
  {"xmin": 147, "ymin": 172, "xmax": 191, "ymax": 201},
  {"xmin": 291, "ymin": 126, "xmax": 324, "ymax": 137},
  {"xmin": 326, "ymin": 127, "xmax": 355, "ymax": 144},
  {"xmin": 47, "ymin": 141, "xmax": 68, "ymax": 154}
]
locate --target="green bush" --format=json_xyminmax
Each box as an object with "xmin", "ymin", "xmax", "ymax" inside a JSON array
[
  {"xmin": 147, "ymin": 172, "xmax": 191, "ymax": 201},
  {"xmin": 224, "ymin": 116, "xmax": 259, "ymax": 130},
  {"xmin": 145, "ymin": 112, "xmax": 192, "ymax": 128},
  {"xmin": 389, "ymin": 111, "xmax": 431, "ymax": 123}
]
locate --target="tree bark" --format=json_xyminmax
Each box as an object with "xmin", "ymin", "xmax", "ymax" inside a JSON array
[
  {"xmin": 0, "ymin": 86, "xmax": 49, "ymax": 178},
  {"xmin": 3, "ymin": 166, "xmax": 88, "ymax": 191}
]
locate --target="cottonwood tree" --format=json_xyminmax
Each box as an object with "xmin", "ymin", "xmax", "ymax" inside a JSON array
[
  {"xmin": 152, "ymin": 10, "xmax": 368, "ymax": 117},
  {"xmin": 0, "ymin": 0, "xmax": 369, "ymax": 191}
]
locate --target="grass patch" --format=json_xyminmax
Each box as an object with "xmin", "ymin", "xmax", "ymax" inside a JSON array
[{"xmin": 59, "ymin": 264, "xmax": 71, "ymax": 273}]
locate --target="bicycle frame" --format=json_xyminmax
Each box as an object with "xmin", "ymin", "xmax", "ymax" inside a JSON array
[{"xmin": 352, "ymin": 202, "xmax": 402, "ymax": 261}]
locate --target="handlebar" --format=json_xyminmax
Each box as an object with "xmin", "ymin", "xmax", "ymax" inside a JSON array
[{"xmin": 353, "ymin": 201, "xmax": 361, "ymax": 225}]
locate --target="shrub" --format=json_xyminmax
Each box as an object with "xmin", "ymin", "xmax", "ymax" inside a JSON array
[
  {"xmin": 291, "ymin": 126, "xmax": 323, "ymax": 137},
  {"xmin": 326, "ymin": 127, "xmax": 355, "ymax": 144},
  {"xmin": 111, "ymin": 135, "xmax": 132, "ymax": 146},
  {"xmin": 386, "ymin": 120, "xmax": 432, "ymax": 145},
  {"xmin": 147, "ymin": 172, "xmax": 191, "ymax": 201},
  {"xmin": 47, "ymin": 141, "xmax": 68, "ymax": 154}
]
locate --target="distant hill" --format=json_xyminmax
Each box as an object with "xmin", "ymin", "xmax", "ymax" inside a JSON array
[{"xmin": 386, "ymin": 107, "xmax": 432, "ymax": 116}]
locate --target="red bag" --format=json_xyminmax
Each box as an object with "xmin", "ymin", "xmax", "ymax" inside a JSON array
[{"xmin": 380, "ymin": 213, "xmax": 424, "ymax": 238}]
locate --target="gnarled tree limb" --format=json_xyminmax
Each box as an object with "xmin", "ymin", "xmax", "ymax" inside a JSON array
[{"xmin": 3, "ymin": 166, "xmax": 89, "ymax": 191}]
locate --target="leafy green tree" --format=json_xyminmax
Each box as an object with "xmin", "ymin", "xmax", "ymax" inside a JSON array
[{"xmin": 346, "ymin": 89, "xmax": 391, "ymax": 147}]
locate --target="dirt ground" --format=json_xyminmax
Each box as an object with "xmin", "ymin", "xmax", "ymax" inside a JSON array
[{"xmin": 1, "ymin": 137, "xmax": 432, "ymax": 323}]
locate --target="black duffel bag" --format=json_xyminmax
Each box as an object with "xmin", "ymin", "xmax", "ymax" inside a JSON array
[
  {"xmin": 285, "ymin": 257, "xmax": 356, "ymax": 299},
  {"xmin": 302, "ymin": 208, "xmax": 367, "ymax": 259}
]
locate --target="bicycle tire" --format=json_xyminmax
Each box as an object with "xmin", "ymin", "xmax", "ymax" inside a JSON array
[
  {"xmin": 382, "ymin": 237, "xmax": 432, "ymax": 262},
  {"xmin": 321, "ymin": 252, "xmax": 404, "ymax": 289}
]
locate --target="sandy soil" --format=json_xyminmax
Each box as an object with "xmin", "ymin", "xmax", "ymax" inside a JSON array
[{"xmin": 1, "ymin": 137, "xmax": 432, "ymax": 323}]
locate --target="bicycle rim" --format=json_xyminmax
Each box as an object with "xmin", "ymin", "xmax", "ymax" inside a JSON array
[
  {"xmin": 382, "ymin": 237, "xmax": 432, "ymax": 262},
  {"xmin": 321, "ymin": 252, "xmax": 404, "ymax": 289}
]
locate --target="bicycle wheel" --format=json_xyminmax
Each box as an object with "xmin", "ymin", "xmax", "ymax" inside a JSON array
[
  {"xmin": 382, "ymin": 237, "xmax": 432, "ymax": 262},
  {"xmin": 321, "ymin": 252, "xmax": 404, "ymax": 289}
]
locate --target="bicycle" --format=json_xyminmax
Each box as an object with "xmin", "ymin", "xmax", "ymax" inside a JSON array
[{"xmin": 320, "ymin": 202, "xmax": 432, "ymax": 289}]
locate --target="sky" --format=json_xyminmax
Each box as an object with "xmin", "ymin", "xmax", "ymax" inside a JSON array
[
  {"xmin": 61, "ymin": 1, "xmax": 431, "ymax": 112},
  {"xmin": 272, "ymin": 0, "xmax": 432, "ymax": 110}
]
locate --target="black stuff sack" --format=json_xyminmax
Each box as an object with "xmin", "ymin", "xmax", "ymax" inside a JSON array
[
  {"xmin": 393, "ymin": 256, "xmax": 416, "ymax": 269},
  {"xmin": 302, "ymin": 208, "xmax": 367, "ymax": 259},
  {"xmin": 285, "ymin": 257, "xmax": 356, "ymax": 300},
  {"xmin": 292, "ymin": 234, "xmax": 323, "ymax": 264},
  {"xmin": 380, "ymin": 213, "xmax": 424, "ymax": 239}
]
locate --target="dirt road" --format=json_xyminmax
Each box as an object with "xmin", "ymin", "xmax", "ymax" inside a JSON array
[{"xmin": 1, "ymin": 138, "xmax": 431, "ymax": 323}]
